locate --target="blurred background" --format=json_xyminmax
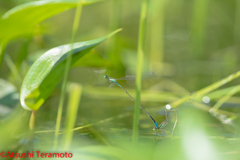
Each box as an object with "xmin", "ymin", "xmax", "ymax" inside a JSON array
[{"xmin": 0, "ymin": 0, "xmax": 240, "ymax": 159}]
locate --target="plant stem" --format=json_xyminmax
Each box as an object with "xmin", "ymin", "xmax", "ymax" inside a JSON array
[
  {"xmin": 4, "ymin": 54, "xmax": 22, "ymax": 90},
  {"xmin": 211, "ymin": 85, "xmax": 240, "ymax": 111},
  {"xmin": 107, "ymin": 0, "xmax": 123, "ymax": 74},
  {"xmin": 54, "ymin": 0, "xmax": 83, "ymax": 149},
  {"xmin": 0, "ymin": 42, "xmax": 7, "ymax": 68},
  {"xmin": 132, "ymin": 0, "xmax": 148, "ymax": 144},
  {"xmin": 29, "ymin": 110, "xmax": 37, "ymax": 132},
  {"xmin": 234, "ymin": 0, "xmax": 240, "ymax": 49},
  {"xmin": 189, "ymin": 0, "xmax": 209, "ymax": 59},
  {"xmin": 63, "ymin": 83, "xmax": 82, "ymax": 150},
  {"xmin": 149, "ymin": 0, "xmax": 166, "ymax": 73},
  {"xmin": 29, "ymin": 110, "xmax": 37, "ymax": 159},
  {"xmin": 170, "ymin": 70, "xmax": 240, "ymax": 108}
]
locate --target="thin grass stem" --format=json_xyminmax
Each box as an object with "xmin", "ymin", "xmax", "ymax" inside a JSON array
[
  {"xmin": 0, "ymin": 42, "xmax": 7, "ymax": 68},
  {"xmin": 63, "ymin": 83, "xmax": 82, "ymax": 150},
  {"xmin": 149, "ymin": 0, "xmax": 166, "ymax": 73},
  {"xmin": 54, "ymin": 0, "xmax": 83, "ymax": 149},
  {"xmin": 211, "ymin": 85, "xmax": 240, "ymax": 111},
  {"xmin": 4, "ymin": 54, "xmax": 22, "ymax": 89},
  {"xmin": 132, "ymin": 0, "xmax": 149, "ymax": 144},
  {"xmin": 234, "ymin": 0, "xmax": 240, "ymax": 48},
  {"xmin": 190, "ymin": 0, "xmax": 209, "ymax": 59},
  {"xmin": 170, "ymin": 71, "xmax": 240, "ymax": 108},
  {"xmin": 34, "ymin": 112, "xmax": 131, "ymax": 134},
  {"xmin": 107, "ymin": 0, "xmax": 123, "ymax": 73},
  {"xmin": 29, "ymin": 110, "xmax": 37, "ymax": 132}
]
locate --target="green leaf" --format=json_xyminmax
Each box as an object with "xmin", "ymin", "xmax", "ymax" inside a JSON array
[
  {"xmin": 20, "ymin": 29, "xmax": 121, "ymax": 111},
  {"xmin": 0, "ymin": 0, "xmax": 100, "ymax": 42},
  {"xmin": 28, "ymin": 49, "xmax": 110, "ymax": 68},
  {"xmin": 72, "ymin": 50, "xmax": 111, "ymax": 67}
]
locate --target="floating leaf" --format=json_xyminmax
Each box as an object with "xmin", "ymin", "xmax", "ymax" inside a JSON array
[{"xmin": 20, "ymin": 29, "xmax": 121, "ymax": 111}]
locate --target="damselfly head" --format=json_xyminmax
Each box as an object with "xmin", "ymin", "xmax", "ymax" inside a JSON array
[{"xmin": 104, "ymin": 75, "xmax": 109, "ymax": 79}]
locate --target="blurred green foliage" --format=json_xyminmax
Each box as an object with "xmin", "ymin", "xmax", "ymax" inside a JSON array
[{"xmin": 0, "ymin": 0, "xmax": 240, "ymax": 160}]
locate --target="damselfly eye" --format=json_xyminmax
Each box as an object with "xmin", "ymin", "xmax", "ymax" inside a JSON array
[{"xmin": 104, "ymin": 75, "xmax": 109, "ymax": 79}]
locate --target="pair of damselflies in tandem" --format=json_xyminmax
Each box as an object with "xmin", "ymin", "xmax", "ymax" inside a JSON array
[{"xmin": 104, "ymin": 74, "xmax": 178, "ymax": 135}]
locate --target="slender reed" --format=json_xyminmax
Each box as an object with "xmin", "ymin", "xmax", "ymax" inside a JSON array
[
  {"xmin": 132, "ymin": 0, "xmax": 149, "ymax": 144},
  {"xmin": 211, "ymin": 85, "xmax": 240, "ymax": 111},
  {"xmin": 0, "ymin": 42, "xmax": 7, "ymax": 68},
  {"xmin": 107, "ymin": 0, "xmax": 122, "ymax": 73},
  {"xmin": 29, "ymin": 110, "xmax": 37, "ymax": 132},
  {"xmin": 63, "ymin": 83, "xmax": 82, "ymax": 150},
  {"xmin": 149, "ymin": 0, "xmax": 166, "ymax": 73},
  {"xmin": 234, "ymin": 0, "xmax": 240, "ymax": 48},
  {"xmin": 190, "ymin": 0, "xmax": 209, "ymax": 59},
  {"xmin": 29, "ymin": 110, "xmax": 37, "ymax": 160},
  {"xmin": 54, "ymin": 1, "xmax": 83, "ymax": 149},
  {"xmin": 4, "ymin": 55, "xmax": 22, "ymax": 89},
  {"xmin": 170, "ymin": 71, "xmax": 240, "ymax": 108}
]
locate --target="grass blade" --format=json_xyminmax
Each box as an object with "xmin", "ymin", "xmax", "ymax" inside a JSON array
[
  {"xmin": 190, "ymin": 0, "xmax": 209, "ymax": 59},
  {"xmin": 171, "ymin": 71, "xmax": 240, "ymax": 108},
  {"xmin": 63, "ymin": 83, "xmax": 82, "ymax": 150},
  {"xmin": 106, "ymin": 0, "xmax": 123, "ymax": 74},
  {"xmin": 4, "ymin": 54, "xmax": 22, "ymax": 89},
  {"xmin": 54, "ymin": 1, "xmax": 83, "ymax": 149},
  {"xmin": 149, "ymin": 0, "xmax": 166, "ymax": 73},
  {"xmin": 234, "ymin": 0, "xmax": 240, "ymax": 46},
  {"xmin": 132, "ymin": 0, "xmax": 148, "ymax": 144},
  {"xmin": 0, "ymin": 42, "xmax": 7, "ymax": 69},
  {"xmin": 211, "ymin": 85, "xmax": 240, "ymax": 111},
  {"xmin": 206, "ymin": 85, "xmax": 240, "ymax": 100}
]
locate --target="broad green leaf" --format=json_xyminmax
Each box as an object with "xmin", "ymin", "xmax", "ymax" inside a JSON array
[
  {"xmin": 72, "ymin": 50, "xmax": 111, "ymax": 67},
  {"xmin": 0, "ymin": 0, "xmax": 100, "ymax": 42},
  {"xmin": 0, "ymin": 0, "xmax": 101, "ymax": 67},
  {"xmin": 20, "ymin": 29, "xmax": 121, "ymax": 111},
  {"xmin": 28, "ymin": 50, "xmax": 110, "ymax": 68}
]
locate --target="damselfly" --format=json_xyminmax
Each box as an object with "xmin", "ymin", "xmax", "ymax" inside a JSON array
[
  {"xmin": 104, "ymin": 74, "xmax": 178, "ymax": 135},
  {"xmin": 104, "ymin": 74, "xmax": 159, "ymax": 129}
]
